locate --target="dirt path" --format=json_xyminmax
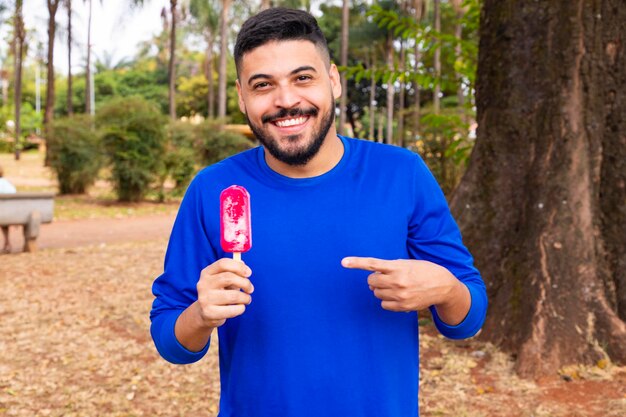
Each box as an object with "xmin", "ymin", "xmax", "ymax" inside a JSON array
[{"xmin": 3, "ymin": 213, "xmax": 176, "ymax": 254}]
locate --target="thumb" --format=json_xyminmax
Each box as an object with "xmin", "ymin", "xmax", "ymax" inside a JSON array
[{"xmin": 341, "ymin": 256, "xmax": 395, "ymax": 273}]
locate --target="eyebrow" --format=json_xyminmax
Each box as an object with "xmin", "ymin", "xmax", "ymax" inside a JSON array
[{"xmin": 247, "ymin": 66, "xmax": 318, "ymax": 86}]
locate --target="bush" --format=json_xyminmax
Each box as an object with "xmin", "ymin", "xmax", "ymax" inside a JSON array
[
  {"xmin": 194, "ymin": 120, "xmax": 253, "ymax": 166},
  {"xmin": 48, "ymin": 116, "xmax": 102, "ymax": 194},
  {"xmin": 97, "ymin": 96, "xmax": 166, "ymax": 202},
  {"xmin": 157, "ymin": 121, "xmax": 198, "ymax": 200}
]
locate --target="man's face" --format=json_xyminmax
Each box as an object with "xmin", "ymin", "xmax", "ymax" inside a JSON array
[{"xmin": 236, "ymin": 40, "xmax": 342, "ymax": 166}]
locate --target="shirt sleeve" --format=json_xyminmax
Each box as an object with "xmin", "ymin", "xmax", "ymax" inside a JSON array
[
  {"xmin": 150, "ymin": 174, "xmax": 219, "ymax": 363},
  {"xmin": 407, "ymin": 156, "xmax": 487, "ymax": 339}
]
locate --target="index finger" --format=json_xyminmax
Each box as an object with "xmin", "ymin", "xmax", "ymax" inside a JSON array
[
  {"xmin": 204, "ymin": 258, "xmax": 252, "ymax": 278},
  {"xmin": 341, "ymin": 257, "xmax": 396, "ymax": 273}
]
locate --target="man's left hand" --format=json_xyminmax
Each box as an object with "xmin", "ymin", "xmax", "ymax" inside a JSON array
[{"xmin": 341, "ymin": 257, "xmax": 470, "ymax": 325}]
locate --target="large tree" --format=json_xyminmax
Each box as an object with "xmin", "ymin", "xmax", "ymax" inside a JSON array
[
  {"xmin": 450, "ymin": 0, "xmax": 626, "ymax": 377},
  {"xmin": 217, "ymin": 0, "xmax": 232, "ymax": 119},
  {"xmin": 13, "ymin": 0, "xmax": 25, "ymax": 160},
  {"xmin": 45, "ymin": 0, "xmax": 61, "ymax": 150}
]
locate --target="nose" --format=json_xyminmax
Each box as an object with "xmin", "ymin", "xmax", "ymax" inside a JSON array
[{"xmin": 273, "ymin": 84, "xmax": 301, "ymax": 109}]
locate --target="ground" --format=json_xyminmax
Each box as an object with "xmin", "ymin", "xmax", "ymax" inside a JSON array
[{"xmin": 1, "ymin": 152, "xmax": 625, "ymax": 416}]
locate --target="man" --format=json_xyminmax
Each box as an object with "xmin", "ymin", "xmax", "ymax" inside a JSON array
[{"xmin": 151, "ymin": 7, "xmax": 487, "ymax": 417}]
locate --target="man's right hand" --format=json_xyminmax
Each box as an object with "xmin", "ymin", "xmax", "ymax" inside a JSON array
[
  {"xmin": 174, "ymin": 258, "xmax": 254, "ymax": 352},
  {"xmin": 196, "ymin": 258, "xmax": 254, "ymax": 328}
]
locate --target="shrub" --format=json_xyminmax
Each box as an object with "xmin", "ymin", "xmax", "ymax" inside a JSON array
[
  {"xmin": 157, "ymin": 121, "xmax": 198, "ymax": 200},
  {"xmin": 48, "ymin": 115, "xmax": 102, "ymax": 194},
  {"xmin": 194, "ymin": 120, "xmax": 253, "ymax": 166},
  {"xmin": 97, "ymin": 96, "xmax": 166, "ymax": 202}
]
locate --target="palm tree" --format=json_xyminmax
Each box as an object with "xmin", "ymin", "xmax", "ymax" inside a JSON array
[
  {"xmin": 65, "ymin": 0, "xmax": 73, "ymax": 115},
  {"xmin": 451, "ymin": 0, "xmax": 466, "ymax": 123},
  {"xmin": 338, "ymin": 0, "xmax": 349, "ymax": 136},
  {"xmin": 190, "ymin": 0, "xmax": 219, "ymax": 118},
  {"xmin": 84, "ymin": 0, "xmax": 93, "ymax": 115},
  {"xmin": 13, "ymin": 0, "xmax": 25, "ymax": 160},
  {"xmin": 167, "ymin": 0, "xmax": 178, "ymax": 120},
  {"xmin": 217, "ymin": 0, "xmax": 232, "ymax": 119},
  {"xmin": 412, "ymin": 0, "xmax": 425, "ymax": 142},
  {"xmin": 45, "ymin": 0, "xmax": 61, "ymax": 157}
]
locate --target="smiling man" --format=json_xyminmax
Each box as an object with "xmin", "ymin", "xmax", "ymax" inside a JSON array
[{"xmin": 150, "ymin": 7, "xmax": 487, "ymax": 417}]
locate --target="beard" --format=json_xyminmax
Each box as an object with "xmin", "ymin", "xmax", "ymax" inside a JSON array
[{"xmin": 246, "ymin": 98, "xmax": 336, "ymax": 166}]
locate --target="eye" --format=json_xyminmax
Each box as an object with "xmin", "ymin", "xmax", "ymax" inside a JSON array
[
  {"xmin": 253, "ymin": 81, "xmax": 271, "ymax": 90},
  {"xmin": 296, "ymin": 75, "xmax": 313, "ymax": 82}
]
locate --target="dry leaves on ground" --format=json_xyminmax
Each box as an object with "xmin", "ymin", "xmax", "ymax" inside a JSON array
[{"xmin": 1, "ymin": 239, "xmax": 625, "ymax": 416}]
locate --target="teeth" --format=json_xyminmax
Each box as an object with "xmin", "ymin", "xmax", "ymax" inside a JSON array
[{"xmin": 275, "ymin": 117, "xmax": 307, "ymax": 127}]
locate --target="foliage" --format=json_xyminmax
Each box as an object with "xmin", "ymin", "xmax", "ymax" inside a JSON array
[
  {"xmin": 194, "ymin": 120, "xmax": 253, "ymax": 166},
  {"xmin": 97, "ymin": 97, "xmax": 167, "ymax": 202},
  {"xmin": 338, "ymin": 0, "xmax": 480, "ymax": 192},
  {"xmin": 48, "ymin": 115, "xmax": 103, "ymax": 194},
  {"xmin": 158, "ymin": 121, "xmax": 198, "ymax": 200}
]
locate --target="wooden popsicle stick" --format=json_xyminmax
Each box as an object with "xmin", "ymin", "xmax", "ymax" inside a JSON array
[{"xmin": 233, "ymin": 252, "xmax": 241, "ymax": 262}]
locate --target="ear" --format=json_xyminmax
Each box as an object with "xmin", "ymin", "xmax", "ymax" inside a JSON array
[
  {"xmin": 236, "ymin": 79, "xmax": 246, "ymax": 114},
  {"xmin": 329, "ymin": 64, "xmax": 342, "ymax": 100}
]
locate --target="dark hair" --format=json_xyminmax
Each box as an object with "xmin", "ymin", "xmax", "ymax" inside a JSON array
[{"xmin": 234, "ymin": 8, "xmax": 330, "ymax": 73}]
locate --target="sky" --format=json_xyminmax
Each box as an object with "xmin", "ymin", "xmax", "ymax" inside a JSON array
[{"xmin": 20, "ymin": 0, "xmax": 170, "ymax": 73}]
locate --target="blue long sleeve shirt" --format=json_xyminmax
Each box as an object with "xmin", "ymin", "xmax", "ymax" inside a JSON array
[{"xmin": 151, "ymin": 136, "xmax": 487, "ymax": 417}]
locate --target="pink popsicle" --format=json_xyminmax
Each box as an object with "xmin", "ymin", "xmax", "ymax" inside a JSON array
[{"xmin": 220, "ymin": 185, "xmax": 252, "ymax": 260}]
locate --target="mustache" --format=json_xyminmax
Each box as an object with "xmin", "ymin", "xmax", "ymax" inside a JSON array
[{"xmin": 262, "ymin": 107, "xmax": 318, "ymax": 124}]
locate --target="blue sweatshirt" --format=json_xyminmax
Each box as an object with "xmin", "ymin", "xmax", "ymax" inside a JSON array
[{"xmin": 151, "ymin": 136, "xmax": 487, "ymax": 417}]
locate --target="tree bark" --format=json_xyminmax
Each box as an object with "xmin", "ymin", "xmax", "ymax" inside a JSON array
[
  {"xmin": 168, "ymin": 0, "xmax": 177, "ymax": 120},
  {"xmin": 450, "ymin": 0, "xmax": 626, "ymax": 377},
  {"xmin": 338, "ymin": 0, "xmax": 349, "ymax": 136},
  {"xmin": 368, "ymin": 51, "xmax": 376, "ymax": 141},
  {"xmin": 14, "ymin": 0, "xmax": 25, "ymax": 161},
  {"xmin": 385, "ymin": 32, "xmax": 394, "ymax": 145},
  {"xmin": 45, "ymin": 0, "xmax": 61, "ymax": 159},
  {"xmin": 451, "ymin": 0, "xmax": 464, "ymax": 124},
  {"xmin": 412, "ymin": 0, "xmax": 424, "ymax": 145},
  {"xmin": 204, "ymin": 33, "xmax": 215, "ymax": 118},
  {"xmin": 217, "ymin": 0, "xmax": 232, "ymax": 119},
  {"xmin": 85, "ymin": 0, "xmax": 92, "ymax": 115},
  {"xmin": 66, "ymin": 0, "xmax": 73, "ymax": 115}
]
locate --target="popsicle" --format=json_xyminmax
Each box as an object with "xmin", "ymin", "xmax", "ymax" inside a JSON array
[{"xmin": 220, "ymin": 185, "xmax": 252, "ymax": 261}]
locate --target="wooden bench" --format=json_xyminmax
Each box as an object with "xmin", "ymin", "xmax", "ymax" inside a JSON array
[{"xmin": 0, "ymin": 192, "xmax": 55, "ymax": 252}]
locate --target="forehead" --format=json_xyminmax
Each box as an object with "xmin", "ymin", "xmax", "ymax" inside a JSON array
[{"xmin": 238, "ymin": 40, "xmax": 328, "ymax": 78}]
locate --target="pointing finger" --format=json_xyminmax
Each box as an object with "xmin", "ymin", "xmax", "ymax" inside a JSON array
[{"xmin": 341, "ymin": 257, "xmax": 396, "ymax": 273}]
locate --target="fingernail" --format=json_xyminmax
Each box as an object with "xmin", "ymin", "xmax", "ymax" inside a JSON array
[{"xmin": 341, "ymin": 258, "xmax": 351, "ymax": 267}]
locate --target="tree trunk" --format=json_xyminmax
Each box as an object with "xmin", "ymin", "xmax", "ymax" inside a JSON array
[
  {"xmin": 204, "ymin": 33, "xmax": 215, "ymax": 118},
  {"xmin": 66, "ymin": 0, "xmax": 73, "ymax": 115},
  {"xmin": 385, "ymin": 33, "xmax": 394, "ymax": 145},
  {"xmin": 412, "ymin": 0, "xmax": 424, "ymax": 144},
  {"xmin": 45, "ymin": 0, "xmax": 60, "ymax": 162},
  {"xmin": 14, "ymin": 0, "xmax": 25, "ymax": 161},
  {"xmin": 217, "ymin": 0, "xmax": 232, "ymax": 119},
  {"xmin": 85, "ymin": 0, "xmax": 92, "ymax": 115},
  {"xmin": 168, "ymin": 0, "xmax": 177, "ymax": 120},
  {"xmin": 449, "ymin": 0, "xmax": 626, "ymax": 377},
  {"xmin": 260, "ymin": 0, "xmax": 270, "ymax": 10},
  {"xmin": 451, "ymin": 0, "xmax": 464, "ymax": 123},
  {"xmin": 368, "ymin": 52, "xmax": 376, "ymax": 141},
  {"xmin": 433, "ymin": 0, "xmax": 446, "ymax": 184},
  {"xmin": 338, "ymin": 0, "xmax": 349, "ymax": 136},
  {"xmin": 397, "ymin": 38, "xmax": 406, "ymax": 147}
]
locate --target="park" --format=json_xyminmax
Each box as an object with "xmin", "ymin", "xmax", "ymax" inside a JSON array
[{"xmin": 1, "ymin": 0, "xmax": 625, "ymax": 416}]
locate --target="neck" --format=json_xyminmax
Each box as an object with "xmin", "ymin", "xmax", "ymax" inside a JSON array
[{"xmin": 264, "ymin": 130, "xmax": 344, "ymax": 179}]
